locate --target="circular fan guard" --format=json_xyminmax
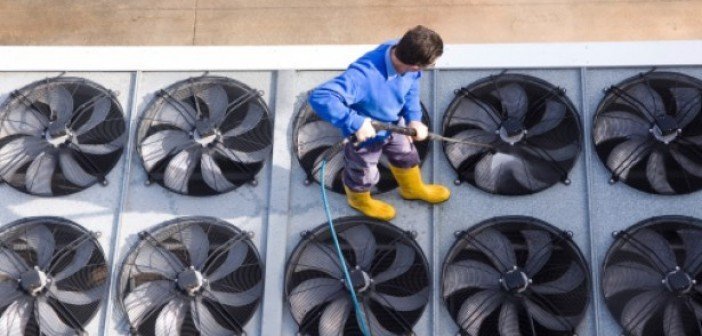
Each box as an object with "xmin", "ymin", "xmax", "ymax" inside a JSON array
[
  {"xmin": 442, "ymin": 74, "xmax": 582, "ymax": 195},
  {"xmin": 118, "ymin": 217, "xmax": 263, "ymax": 336},
  {"xmin": 293, "ymin": 96, "xmax": 431, "ymax": 194},
  {"xmin": 442, "ymin": 216, "xmax": 591, "ymax": 336},
  {"xmin": 0, "ymin": 217, "xmax": 107, "ymax": 335},
  {"xmin": 602, "ymin": 216, "xmax": 702, "ymax": 336},
  {"xmin": 285, "ymin": 217, "xmax": 430, "ymax": 335},
  {"xmin": 0, "ymin": 76, "xmax": 127, "ymax": 196},
  {"xmin": 137, "ymin": 76, "xmax": 273, "ymax": 196},
  {"xmin": 593, "ymin": 72, "xmax": 702, "ymax": 195}
]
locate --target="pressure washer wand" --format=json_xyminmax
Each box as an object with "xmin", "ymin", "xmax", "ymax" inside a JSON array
[{"xmin": 370, "ymin": 121, "xmax": 494, "ymax": 148}]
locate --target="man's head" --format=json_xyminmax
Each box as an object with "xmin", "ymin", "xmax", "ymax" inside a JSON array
[{"xmin": 393, "ymin": 25, "xmax": 443, "ymax": 73}]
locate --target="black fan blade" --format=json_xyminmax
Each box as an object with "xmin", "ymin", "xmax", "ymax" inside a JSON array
[
  {"xmin": 192, "ymin": 296, "xmax": 235, "ymax": 336},
  {"xmin": 0, "ymin": 281, "xmax": 22, "ymax": 309},
  {"xmin": 200, "ymin": 152, "xmax": 236, "ymax": 192},
  {"xmin": 593, "ymin": 111, "xmax": 650, "ymax": 145},
  {"xmin": 198, "ymin": 85, "xmax": 228, "ymax": 126},
  {"xmin": 154, "ymin": 297, "xmax": 187, "ymax": 336},
  {"xmin": 474, "ymin": 153, "xmax": 500, "ymax": 192},
  {"xmin": 366, "ymin": 304, "xmax": 398, "ymax": 336},
  {"xmin": 477, "ymin": 153, "xmax": 553, "ymax": 193},
  {"xmin": 0, "ymin": 297, "xmax": 31, "ymax": 335},
  {"xmin": 1, "ymin": 102, "xmax": 48, "ymax": 137},
  {"xmin": 155, "ymin": 100, "xmax": 196, "ymax": 131},
  {"xmin": 443, "ymin": 260, "xmax": 500, "ymax": 297},
  {"xmin": 622, "ymin": 83, "xmax": 665, "ymax": 121},
  {"xmin": 371, "ymin": 287, "xmax": 429, "ymax": 312},
  {"xmin": 499, "ymin": 301, "xmax": 521, "ymax": 336},
  {"xmin": 49, "ymin": 282, "xmax": 105, "ymax": 306},
  {"xmin": 670, "ymin": 147, "xmax": 702, "ymax": 178},
  {"xmin": 74, "ymin": 134, "xmax": 126, "ymax": 155},
  {"xmin": 0, "ymin": 247, "xmax": 28, "ymax": 278},
  {"xmin": 36, "ymin": 296, "xmax": 76, "ymax": 335},
  {"xmin": 74, "ymin": 96, "xmax": 111, "ymax": 135},
  {"xmin": 133, "ymin": 242, "xmax": 182, "ymax": 278},
  {"xmin": 318, "ymin": 296, "xmax": 351, "ymax": 336},
  {"xmin": 221, "ymin": 103, "xmax": 265, "ymax": 138},
  {"xmin": 524, "ymin": 297, "xmax": 575, "ymax": 331},
  {"xmin": 140, "ymin": 130, "xmax": 193, "ymax": 172},
  {"xmin": 494, "ymin": 83, "xmax": 528, "ymax": 120},
  {"xmin": 606, "ymin": 137, "xmax": 652, "ymax": 180},
  {"xmin": 312, "ymin": 151, "xmax": 344, "ymax": 189},
  {"xmin": 468, "ymin": 228, "xmax": 516, "ymax": 271},
  {"xmin": 621, "ymin": 229, "xmax": 676, "ymax": 272},
  {"xmin": 663, "ymin": 301, "xmax": 688, "ymax": 336},
  {"xmin": 531, "ymin": 261, "xmax": 584, "ymax": 295},
  {"xmin": 205, "ymin": 241, "xmax": 248, "ymax": 282},
  {"xmin": 682, "ymin": 135, "xmax": 702, "ymax": 146},
  {"xmin": 124, "ymin": 280, "xmax": 175, "ymax": 327},
  {"xmin": 214, "ymin": 142, "xmax": 270, "ymax": 164},
  {"xmin": 204, "ymin": 282, "xmax": 262, "ymax": 307},
  {"xmin": 670, "ymin": 87, "xmax": 701, "ymax": 128},
  {"xmin": 25, "ymin": 151, "xmax": 57, "ymax": 196},
  {"xmin": 527, "ymin": 99, "xmax": 566, "ymax": 136},
  {"xmin": 295, "ymin": 242, "xmax": 343, "ymax": 278},
  {"xmin": 523, "ymin": 230, "xmax": 553, "ymax": 276},
  {"xmin": 176, "ymin": 224, "xmax": 209, "ymax": 269},
  {"xmin": 646, "ymin": 150, "xmax": 675, "ymax": 194},
  {"xmin": 45, "ymin": 85, "xmax": 74, "ymax": 128},
  {"xmin": 164, "ymin": 147, "xmax": 201, "ymax": 194},
  {"xmin": 0, "ymin": 136, "xmax": 48, "ymax": 181},
  {"xmin": 602, "ymin": 261, "xmax": 661, "ymax": 297},
  {"xmin": 289, "ymin": 278, "xmax": 343, "ymax": 322},
  {"xmin": 24, "ymin": 224, "xmax": 55, "ymax": 270},
  {"xmin": 444, "ymin": 129, "xmax": 497, "ymax": 168},
  {"xmin": 296, "ymin": 121, "xmax": 342, "ymax": 158},
  {"xmin": 456, "ymin": 289, "xmax": 502, "ymax": 335},
  {"xmin": 338, "ymin": 224, "xmax": 376, "ymax": 270},
  {"xmin": 372, "ymin": 243, "xmax": 415, "ymax": 283},
  {"xmin": 680, "ymin": 229, "xmax": 702, "ymax": 273},
  {"xmin": 59, "ymin": 151, "xmax": 97, "ymax": 187},
  {"xmin": 447, "ymin": 98, "xmax": 500, "ymax": 131},
  {"xmin": 620, "ymin": 290, "xmax": 667, "ymax": 335}
]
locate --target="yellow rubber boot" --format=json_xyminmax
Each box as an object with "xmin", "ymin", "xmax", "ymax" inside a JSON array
[
  {"xmin": 390, "ymin": 165, "xmax": 451, "ymax": 204},
  {"xmin": 344, "ymin": 185, "xmax": 396, "ymax": 221}
]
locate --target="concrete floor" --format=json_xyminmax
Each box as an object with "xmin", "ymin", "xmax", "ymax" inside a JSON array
[{"xmin": 0, "ymin": 0, "xmax": 700, "ymax": 45}]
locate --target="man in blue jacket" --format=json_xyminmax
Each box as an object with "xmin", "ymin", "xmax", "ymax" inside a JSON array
[{"xmin": 308, "ymin": 25, "xmax": 450, "ymax": 221}]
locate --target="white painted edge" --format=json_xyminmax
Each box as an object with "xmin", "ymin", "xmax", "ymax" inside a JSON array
[{"xmin": 0, "ymin": 40, "xmax": 700, "ymax": 71}]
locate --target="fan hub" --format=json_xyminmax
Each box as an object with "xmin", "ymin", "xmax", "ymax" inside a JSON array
[
  {"xmin": 664, "ymin": 268, "xmax": 693, "ymax": 295},
  {"xmin": 499, "ymin": 118, "xmax": 526, "ymax": 145},
  {"xmin": 347, "ymin": 267, "xmax": 371, "ymax": 294},
  {"xmin": 192, "ymin": 127, "xmax": 220, "ymax": 147},
  {"xmin": 177, "ymin": 266, "xmax": 206, "ymax": 296},
  {"xmin": 20, "ymin": 266, "xmax": 50, "ymax": 296},
  {"xmin": 651, "ymin": 115, "xmax": 680, "ymax": 144},
  {"xmin": 501, "ymin": 268, "xmax": 529, "ymax": 293},
  {"xmin": 44, "ymin": 128, "xmax": 73, "ymax": 147}
]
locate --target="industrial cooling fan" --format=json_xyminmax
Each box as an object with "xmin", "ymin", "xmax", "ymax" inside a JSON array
[
  {"xmin": 442, "ymin": 74, "xmax": 582, "ymax": 195},
  {"xmin": 118, "ymin": 217, "xmax": 263, "ymax": 335},
  {"xmin": 137, "ymin": 76, "xmax": 273, "ymax": 196},
  {"xmin": 602, "ymin": 216, "xmax": 702, "ymax": 336},
  {"xmin": 0, "ymin": 76, "xmax": 127, "ymax": 196},
  {"xmin": 285, "ymin": 217, "xmax": 430, "ymax": 335},
  {"xmin": 442, "ymin": 216, "xmax": 591, "ymax": 336},
  {"xmin": 593, "ymin": 71, "xmax": 702, "ymax": 194},
  {"xmin": 293, "ymin": 95, "xmax": 431, "ymax": 194},
  {"xmin": 0, "ymin": 217, "xmax": 107, "ymax": 335}
]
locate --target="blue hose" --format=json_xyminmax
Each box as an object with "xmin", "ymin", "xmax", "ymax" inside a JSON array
[{"xmin": 320, "ymin": 159, "xmax": 371, "ymax": 336}]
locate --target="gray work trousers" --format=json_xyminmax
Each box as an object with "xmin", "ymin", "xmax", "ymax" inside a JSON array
[{"xmin": 343, "ymin": 134, "xmax": 420, "ymax": 192}]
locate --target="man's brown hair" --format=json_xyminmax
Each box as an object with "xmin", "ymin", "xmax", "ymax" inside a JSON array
[{"xmin": 394, "ymin": 25, "xmax": 444, "ymax": 66}]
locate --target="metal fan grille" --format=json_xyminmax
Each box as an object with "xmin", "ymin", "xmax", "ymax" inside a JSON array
[
  {"xmin": 593, "ymin": 72, "xmax": 702, "ymax": 195},
  {"xmin": 0, "ymin": 217, "xmax": 107, "ymax": 335},
  {"xmin": 602, "ymin": 216, "xmax": 702, "ymax": 336},
  {"xmin": 442, "ymin": 216, "xmax": 591, "ymax": 336},
  {"xmin": 0, "ymin": 77, "xmax": 126, "ymax": 196},
  {"xmin": 285, "ymin": 217, "xmax": 430, "ymax": 336},
  {"xmin": 442, "ymin": 74, "xmax": 582, "ymax": 195},
  {"xmin": 293, "ymin": 95, "xmax": 431, "ymax": 194},
  {"xmin": 118, "ymin": 217, "xmax": 263, "ymax": 336},
  {"xmin": 137, "ymin": 76, "xmax": 273, "ymax": 196}
]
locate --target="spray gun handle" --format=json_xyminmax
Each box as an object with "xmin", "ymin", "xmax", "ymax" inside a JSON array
[{"xmin": 370, "ymin": 120, "xmax": 418, "ymax": 137}]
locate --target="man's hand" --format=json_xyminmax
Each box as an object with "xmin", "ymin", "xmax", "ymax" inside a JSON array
[
  {"xmin": 408, "ymin": 121, "xmax": 428, "ymax": 141},
  {"xmin": 355, "ymin": 118, "xmax": 376, "ymax": 142}
]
